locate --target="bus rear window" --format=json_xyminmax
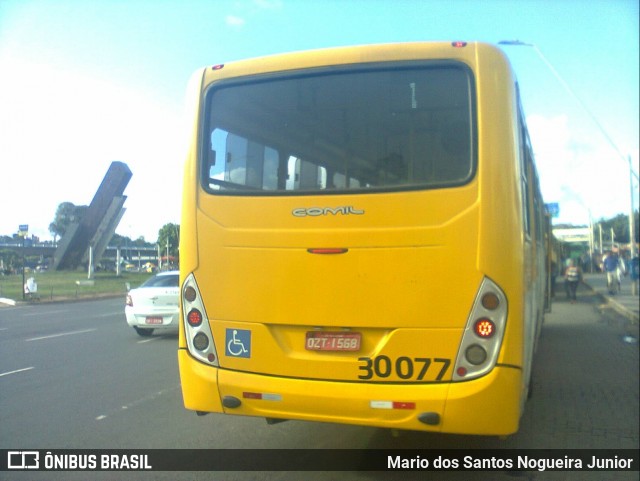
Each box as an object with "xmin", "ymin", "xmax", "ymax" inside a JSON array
[{"xmin": 202, "ymin": 63, "xmax": 476, "ymax": 194}]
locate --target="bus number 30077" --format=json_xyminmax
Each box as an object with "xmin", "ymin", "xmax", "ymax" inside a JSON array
[{"xmin": 357, "ymin": 356, "xmax": 451, "ymax": 381}]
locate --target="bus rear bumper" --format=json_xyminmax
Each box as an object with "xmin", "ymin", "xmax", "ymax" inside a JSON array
[{"xmin": 179, "ymin": 350, "xmax": 522, "ymax": 435}]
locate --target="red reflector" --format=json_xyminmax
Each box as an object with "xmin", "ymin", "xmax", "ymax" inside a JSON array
[
  {"xmin": 452, "ymin": 41, "xmax": 467, "ymax": 48},
  {"xmin": 371, "ymin": 400, "xmax": 416, "ymax": 410},
  {"xmin": 243, "ymin": 392, "xmax": 262, "ymax": 399},
  {"xmin": 242, "ymin": 392, "xmax": 282, "ymax": 401},
  {"xmin": 187, "ymin": 308, "xmax": 203, "ymax": 327},
  {"xmin": 392, "ymin": 402, "xmax": 416, "ymax": 410},
  {"xmin": 474, "ymin": 318, "xmax": 496, "ymax": 338},
  {"xmin": 307, "ymin": 248, "xmax": 348, "ymax": 255},
  {"xmin": 457, "ymin": 366, "xmax": 467, "ymax": 377}
]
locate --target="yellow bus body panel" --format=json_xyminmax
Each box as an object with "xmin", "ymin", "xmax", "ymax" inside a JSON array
[
  {"xmin": 196, "ymin": 187, "xmax": 479, "ymax": 331},
  {"xmin": 178, "ymin": 348, "xmax": 521, "ymax": 434}
]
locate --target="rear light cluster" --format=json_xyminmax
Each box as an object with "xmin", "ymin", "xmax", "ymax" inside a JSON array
[
  {"xmin": 453, "ymin": 278, "xmax": 508, "ymax": 381},
  {"xmin": 182, "ymin": 273, "xmax": 218, "ymax": 366}
]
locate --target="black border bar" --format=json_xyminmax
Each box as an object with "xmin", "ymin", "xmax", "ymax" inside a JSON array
[{"xmin": 2, "ymin": 449, "xmax": 638, "ymax": 472}]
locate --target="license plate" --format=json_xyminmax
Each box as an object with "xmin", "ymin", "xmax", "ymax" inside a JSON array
[
  {"xmin": 305, "ymin": 331, "xmax": 361, "ymax": 351},
  {"xmin": 145, "ymin": 316, "xmax": 163, "ymax": 325}
]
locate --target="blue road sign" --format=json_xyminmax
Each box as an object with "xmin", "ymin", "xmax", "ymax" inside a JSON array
[{"xmin": 545, "ymin": 203, "xmax": 560, "ymax": 218}]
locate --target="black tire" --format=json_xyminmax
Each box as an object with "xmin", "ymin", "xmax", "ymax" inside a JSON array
[{"xmin": 134, "ymin": 327, "xmax": 154, "ymax": 337}]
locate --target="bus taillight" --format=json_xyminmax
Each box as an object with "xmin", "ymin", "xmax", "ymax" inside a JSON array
[
  {"xmin": 193, "ymin": 332, "xmax": 210, "ymax": 351},
  {"xmin": 182, "ymin": 273, "xmax": 218, "ymax": 367},
  {"xmin": 465, "ymin": 344, "xmax": 488, "ymax": 365},
  {"xmin": 453, "ymin": 277, "xmax": 508, "ymax": 381},
  {"xmin": 473, "ymin": 318, "xmax": 496, "ymax": 338},
  {"xmin": 184, "ymin": 286, "xmax": 197, "ymax": 302},
  {"xmin": 481, "ymin": 292, "xmax": 500, "ymax": 310},
  {"xmin": 187, "ymin": 309, "xmax": 203, "ymax": 327}
]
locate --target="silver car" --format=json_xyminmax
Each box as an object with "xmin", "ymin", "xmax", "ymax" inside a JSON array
[{"xmin": 125, "ymin": 271, "xmax": 179, "ymax": 336}]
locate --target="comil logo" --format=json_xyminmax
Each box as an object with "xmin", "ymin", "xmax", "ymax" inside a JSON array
[
  {"xmin": 292, "ymin": 206, "xmax": 365, "ymax": 217},
  {"xmin": 8, "ymin": 451, "xmax": 39, "ymax": 469}
]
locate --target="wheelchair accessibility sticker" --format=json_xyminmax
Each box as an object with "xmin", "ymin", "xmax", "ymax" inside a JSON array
[{"xmin": 225, "ymin": 329, "xmax": 251, "ymax": 358}]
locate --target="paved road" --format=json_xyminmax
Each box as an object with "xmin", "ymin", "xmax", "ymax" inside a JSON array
[{"xmin": 0, "ymin": 289, "xmax": 637, "ymax": 480}]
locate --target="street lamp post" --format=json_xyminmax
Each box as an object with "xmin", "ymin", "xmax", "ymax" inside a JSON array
[
  {"xmin": 21, "ymin": 235, "xmax": 26, "ymax": 301},
  {"xmin": 18, "ymin": 224, "xmax": 28, "ymax": 301},
  {"xmin": 611, "ymin": 228, "xmax": 616, "ymax": 249},
  {"xmin": 598, "ymin": 224, "xmax": 603, "ymax": 255}
]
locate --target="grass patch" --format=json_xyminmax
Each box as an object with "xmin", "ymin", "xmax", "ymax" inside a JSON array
[{"xmin": 0, "ymin": 270, "xmax": 152, "ymax": 302}]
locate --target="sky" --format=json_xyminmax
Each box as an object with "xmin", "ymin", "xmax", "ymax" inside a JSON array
[{"xmin": 0, "ymin": 0, "xmax": 638, "ymax": 243}]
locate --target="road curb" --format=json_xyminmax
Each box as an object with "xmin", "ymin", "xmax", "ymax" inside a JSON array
[
  {"xmin": 582, "ymin": 281, "xmax": 639, "ymax": 324},
  {"xmin": 0, "ymin": 293, "xmax": 124, "ymax": 307}
]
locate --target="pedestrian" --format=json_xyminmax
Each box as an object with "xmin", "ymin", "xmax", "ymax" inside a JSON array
[
  {"xmin": 603, "ymin": 250, "xmax": 622, "ymax": 294},
  {"xmin": 564, "ymin": 259, "xmax": 581, "ymax": 303},
  {"xmin": 563, "ymin": 257, "xmax": 572, "ymax": 298}
]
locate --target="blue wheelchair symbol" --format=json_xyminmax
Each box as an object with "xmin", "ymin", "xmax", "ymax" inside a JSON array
[{"xmin": 225, "ymin": 329, "xmax": 251, "ymax": 358}]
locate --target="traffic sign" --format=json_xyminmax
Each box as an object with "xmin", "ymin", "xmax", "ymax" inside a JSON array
[{"xmin": 545, "ymin": 203, "xmax": 560, "ymax": 218}]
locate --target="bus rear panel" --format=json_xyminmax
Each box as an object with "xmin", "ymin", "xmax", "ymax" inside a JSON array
[{"xmin": 179, "ymin": 42, "xmax": 544, "ymax": 435}]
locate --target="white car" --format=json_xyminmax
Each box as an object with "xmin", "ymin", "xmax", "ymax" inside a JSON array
[{"xmin": 125, "ymin": 271, "xmax": 180, "ymax": 336}]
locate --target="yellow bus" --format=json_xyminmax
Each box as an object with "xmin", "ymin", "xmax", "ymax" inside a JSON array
[{"xmin": 178, "ymin": 41, "xmax": 548, "ymax": 435}]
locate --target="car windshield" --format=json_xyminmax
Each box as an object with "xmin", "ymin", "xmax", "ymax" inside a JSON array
[{"xmin": 140, "ymin": 274, "xmax": 179, "ymax": 288}]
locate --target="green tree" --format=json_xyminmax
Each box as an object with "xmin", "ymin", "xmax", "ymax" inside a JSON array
[
  {"xmin": 109, "ymin": 233, "xmax": 129, "ymax": 248},
  {"xmin": 158, "ymin": 223, "xmax": 180, "ymax": 261},
  {"xmin": 132, "ymin": 236, "xmax": 150, "ymax": 247},
  {"xmin": 0, "ymin": 249, "xmax": 20, "ymax": 273},
  {"xmin": 49, "ymin": 202, "xmax": 87, "ymax": 241},
  {"xmin": 598, "ymin": 212, "xmax": 639, "ymax": 244}
]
